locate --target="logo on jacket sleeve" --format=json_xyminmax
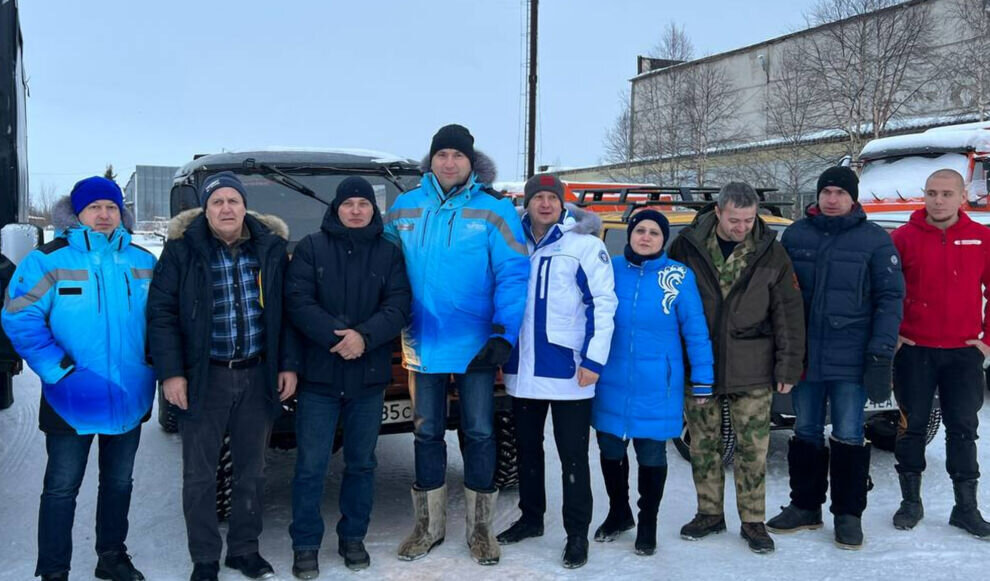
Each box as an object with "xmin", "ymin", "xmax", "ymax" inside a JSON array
[
  {"xmin": 658, "ymin": 265, "xmax": 687, "ymax": 315},
  {"xmin": 599, "ymin": 250, "xmax": 609, "ymax": 264}
]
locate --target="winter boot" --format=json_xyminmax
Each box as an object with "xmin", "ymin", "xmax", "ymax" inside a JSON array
[
  {"xmin": 634, "ymin": 465, "xmax": 667, "ymax": 556},
  {"xmin": 767, "ymin": 438, "xmax": 829, "ymax": 533},
  {"xmin": 594, "ymin": 455, "xmax": 636, "ymax": 542},
  {"xmin": 189, "ymin": 561, "xmax": 219, "ymax": 581},
  {"xmin": 496, "ymin": 518, "xmax": 544, "ymax": 545},
  {"xmin": 465, "ymin": 487, "xmax": 501, "ymax": 565},
  {"xmin": 740, "ymin": 522, "xmax": 775, "ymax": 554},
  {"xmin": 892, "ymin": 472, "xmax": 924, "ymax": 530},
  {"xmin": 949, "ymin": 479, "xmax": 990, "ymax": 540},
  {"xmin": 95, "ymin": 551, "xmax": 145, "ymax": 580},
  {"xmin": 680, "ymin": 513, "xmax": 727, "ymax": 541},
  {"xmin": 562, "ymin": 535, "xmax": 589, "ymax": 569},
  {"xmin": 829, "ymin": 438, "xmax": 871, "ymax": 550},
  {"xmin": 397, "ymin": 485, "xmax": 447, "ymax": 561},
  {"xmin": 291, "ymin": 550, "xmax": 318, "ymax": 580},
  {"xmin": 338, "ymin": 540, "xmax": 370, "ymax": 571}
]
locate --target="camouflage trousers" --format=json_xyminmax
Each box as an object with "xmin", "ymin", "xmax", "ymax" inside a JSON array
[{"xmin": 684, "ymin": 388, "xmax": 772, "ymax": 522}]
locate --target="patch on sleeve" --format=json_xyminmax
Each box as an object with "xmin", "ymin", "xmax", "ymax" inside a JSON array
[
  {"xmin": 598, "ymin": 250, "xmax": 609, "ymax": 264},
  {"xmin": 396, "ymin": 223, "xmax": 415, "ymax": 232},
  {"xmin": 891, "ymin": 255, "xmax": 899, "ymax": 265}
]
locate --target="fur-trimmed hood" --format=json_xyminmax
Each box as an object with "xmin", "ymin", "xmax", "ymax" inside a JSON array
[
  {"xmin": 419, "ymin": 150, "xmax": 497, "ymax": 185},
  {"xmin": 52, "ymin": 195, "xmax": 135, "ymax": 233},
  {"xmin": 167, "ymin": 207, "xmax": 290, "ymax": 241}
]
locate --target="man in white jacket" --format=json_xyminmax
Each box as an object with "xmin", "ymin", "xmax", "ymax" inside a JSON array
[{"xmin": 497, "ymin": 174, "xmax": 617, "ymax": 569}]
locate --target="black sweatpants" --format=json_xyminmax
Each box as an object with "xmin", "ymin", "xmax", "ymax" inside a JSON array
[
  {"xmin": 512, "ymin": 396, "xmax": 593, "ymax": 538},
  {"xmin": 893, "ymin": 345, "xmax": 985, "ymax": 481}
]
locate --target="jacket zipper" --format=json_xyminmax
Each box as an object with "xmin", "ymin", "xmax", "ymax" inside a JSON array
[
  {"xmin": 94, "ymin": 272, "xmax": 102, "ymax": 313},
  {"xmin": 123, "ymin": 273, "xmax": 132, "ymax": 311},
  {"xmin": 420, "ymin": 209, "xmax": 433, "ymax": 247},
  {"xmin": 623, "ymin": 265, "xmax": 644, "ymax": 439},
  {"xmin": 446, "ymin": 212, "xmax": 456, "ymax": 247}
]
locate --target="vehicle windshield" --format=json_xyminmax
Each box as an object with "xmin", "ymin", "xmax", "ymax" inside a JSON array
[
  {"xmin": 859, "ymin": 153, "xmax": 971, "ymax": 202},
  {"xmin": 219, "ymin": 171, "xmax": 420, "ymax": 245}
]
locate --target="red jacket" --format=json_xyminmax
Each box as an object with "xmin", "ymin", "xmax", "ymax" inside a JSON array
[{"xmin": 891, "ymin": 209, "xmax": 990, "ymax": 348}]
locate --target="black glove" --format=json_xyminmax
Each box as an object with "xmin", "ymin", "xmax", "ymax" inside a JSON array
[
  {"xmin": 862, "ymin": 354, "xmax": 893, "ymax": 404},
  {"xmin": 468, "ymin": 337, "xmax": 513, "ymax": 370}
]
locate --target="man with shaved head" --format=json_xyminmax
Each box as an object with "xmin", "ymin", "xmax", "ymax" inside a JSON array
[{"xmin": 890, "ymin": 168, "xmax": 990, "ymax": 539}]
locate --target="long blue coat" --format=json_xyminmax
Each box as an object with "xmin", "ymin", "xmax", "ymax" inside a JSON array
[{"xmin": 593, "ymin": 253, "xmax": 714, "ymax": 441}]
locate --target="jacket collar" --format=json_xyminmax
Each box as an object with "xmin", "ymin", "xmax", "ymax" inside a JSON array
[
  {"xmin": 64, "ymin": 224, "xmax": 132, "ymax": 254},
  {"xmin": 907, "ymin": 207, "xmax": 975, "ymax": 233},
  {"xmin": 805, "ymin": 203, "xmax": 867, "ymax": 233}
]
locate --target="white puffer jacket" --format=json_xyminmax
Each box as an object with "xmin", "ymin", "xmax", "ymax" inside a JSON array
[{"xmin": 503, "ymin": 205, "xmax": 617, "ymax": 400}]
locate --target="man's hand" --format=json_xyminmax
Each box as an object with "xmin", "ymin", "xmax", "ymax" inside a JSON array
[
  {"xmin": 577, "ymin": 367, "xmax": 599, "ymax": 387},
  {"xmin": 897, "ymin": 335, "xmax": 916, "ymax": 353},
  {"xmin": 776, "ymin": 382, "xmax": 794, "ymax": 394},
  {"xmin": 278, "ymin": 371, "xmax": 298, "ymax": 401},
  {"xmin": 163, "ymin": 376, "xmax": 188, "ymax": 410},
  {"xmin": 468, "ymin": 337, "xmax": 514, "ymax": 370},
  {"xmin": 331, "ymin": 329, "xmax": 366, "ymax": 360},
  {"xmin": 965, "ymin": 339, "xmax": 990, "ymax": 358}
]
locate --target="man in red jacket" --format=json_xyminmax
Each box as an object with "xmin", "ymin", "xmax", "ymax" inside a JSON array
[{"xmin": 891, "ymin": 168, "xmax": 990, "ymax": 539}]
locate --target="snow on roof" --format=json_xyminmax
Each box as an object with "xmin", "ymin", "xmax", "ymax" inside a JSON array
[
  {"xmin": 252, "ymin": 146, "xmax": 414, "ymax": 164},
  {"xmin": 860, "ymin": 153, "xmax": 973, "ymax": 202},
  {"xmin": 860, "ymin": 124, "xmax": 990, "ymax": 160}
]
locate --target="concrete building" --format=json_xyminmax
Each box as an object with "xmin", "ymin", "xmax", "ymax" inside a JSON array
[
  {"xmin": 559, "ymin": 0, "xmax": 986, "ymax": 194},
  {"xmin": 123, "ymin": 165, "xmax": 178, "ymax": 224}
]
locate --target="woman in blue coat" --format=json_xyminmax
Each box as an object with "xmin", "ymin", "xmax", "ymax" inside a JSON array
[{"xmin": 592, "ymin": 210, "xmax": 714, "ymax": 556}]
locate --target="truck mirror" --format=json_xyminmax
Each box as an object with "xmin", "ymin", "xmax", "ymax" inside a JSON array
[
  {"xmin": 0, "ymin": 223, "xmax": 43, "ymax": 265},
  {"xmin": 170, "ymin": 184, "xmax": 199, "ymax": 217}
]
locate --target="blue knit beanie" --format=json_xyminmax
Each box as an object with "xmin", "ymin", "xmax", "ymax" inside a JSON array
[
  {"xmin": 627, "ymin": 209, "xmax": 670, "ymax": 249},
  {"xmin": 70, "ymin": 176, "xmax": 124, "ymax": 215}
]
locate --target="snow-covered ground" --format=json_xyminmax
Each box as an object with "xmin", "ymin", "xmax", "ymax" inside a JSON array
[{"xmin": 2, "ymin": 367, "xmax": 989, "ymax": 580}]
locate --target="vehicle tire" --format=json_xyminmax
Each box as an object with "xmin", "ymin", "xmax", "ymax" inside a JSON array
[
  {"xmin": 216, "ymin": 433, "xmax": 233, "ymax": 522},
  {"xmin": 673, "ymin": 399, "xmax": 737, "ymax": 466},
  {"xmin": 865, "ymin": 408, "xmax": 941, "ymax": 452},
  {"xmin": 493, "ymin": 410, "xmax": 519, "ymax": 490},
  {"xmin": 156, "ymin": 382, "xmax": 178, "ymax": 434}
]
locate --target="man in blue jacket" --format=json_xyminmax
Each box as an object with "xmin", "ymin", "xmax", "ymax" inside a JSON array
[
  {"xmin": 3, "ymin": 177, "xmax": 156, "ymax": 581},
  {"xmin": 769, "ymin": 167, "xmax": 904, "ymax": 550},
  {"xmin": 385, "ymin": 125, "xmax": 530, "ymax": 566}
]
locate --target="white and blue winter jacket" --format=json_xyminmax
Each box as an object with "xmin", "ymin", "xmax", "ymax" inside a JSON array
[
  {"xmin": 2, "ymin": 197, "xmax": 157, "ymax": 435},
  {"xmin": 384, "ymin": 153, "xmax": 530, "ymax": 373},
  {"xmin": 504, "ymin": 205, "xmax": 617, "ymax": 400}
]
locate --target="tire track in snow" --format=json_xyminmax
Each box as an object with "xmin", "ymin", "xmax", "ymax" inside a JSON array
[{"xmin": 0, "ymin": 394, "xmax": 38, "ymax": 475}]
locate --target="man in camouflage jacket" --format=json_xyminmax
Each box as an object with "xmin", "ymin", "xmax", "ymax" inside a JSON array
[{"xmin": 667, "ymin": 182, "xmax": 805, "ymax": 554}]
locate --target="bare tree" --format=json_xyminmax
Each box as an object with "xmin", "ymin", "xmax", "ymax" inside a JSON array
[
  {"xmin": 946, "ymin": 0, "xmax": 990, "ymax": 120},
  {"xmin": 29, "ymin": 181, "xmax": 58, "ymax": 226},
  {"xmin": 799, "ymin": 0, "xmax": 941, "ymax": 159},
  {"xmin": 681, "ymin": 61, "xmax": 741, "ymax": 186},
  {"xmin": 650, "ymin": 22, "xmax": 694, "ymax": 62}
]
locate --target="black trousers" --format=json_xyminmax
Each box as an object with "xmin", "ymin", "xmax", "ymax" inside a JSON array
[
  {"xmin": 512, "ymin": 396, "xmax": 592, "ymax": 537},
  {"xmin": 893, "ymin": 345, "xmax": 985, "ymax": 481},
  {"xmin": 179, "ymin": 365, "xmax": 273, "ymax": 563}
]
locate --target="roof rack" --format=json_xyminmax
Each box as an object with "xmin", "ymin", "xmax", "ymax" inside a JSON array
[{"xmin": 571, "ymin": 186, "xmax": 792, "ymax": 219}]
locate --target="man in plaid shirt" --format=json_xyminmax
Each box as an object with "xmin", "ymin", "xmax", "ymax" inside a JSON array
[{"xmin": 149, "ymin": 172, "xmax": 300, "ymax": 581}]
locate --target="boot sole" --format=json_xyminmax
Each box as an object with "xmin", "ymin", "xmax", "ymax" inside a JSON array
[
  {"xmin": 766, "ymin": 523, "xmax": 822, "ymax": 534},
  {"xmin": 634, "ymin": 546, "xmax": 656, "ymax": 556},
  {"xmin": 892, "ymin": 521, "xmax": 919, "ymax": 531},
  {"xmin": 496, "ymin": 530, "xmax": 544, "ymax": 545},
  {"xmin": 949, "ymin": 519, "xmax": 990, "ymax": 540},
  {"xmin": 594, "ymin": 524, "xmax": 635, "ymax": 542},
  {"xmin": 397, "ymin": 537, "xmax": 445, "ymax": 561},
  {"xmin": 95, "ymin": 569, "xmax": 145, "ymax": 581},
  {"xmin": 291, "ymin": 567, "xmax": 319, "ymax": 580},
  {"xmin": 834, "ymin": 539, "xmax": 864, "ymax": 550},
  {"xmin": 680, "ymin": 526, "xmax": 727, "ymax": 541}
]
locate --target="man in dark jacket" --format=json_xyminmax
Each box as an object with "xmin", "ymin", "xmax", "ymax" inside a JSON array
[
  {"xmin": 668, "ymin": 182, "xmax": 805, "ymax": 554},
  {"xmin": 890, "ymin": 169, "xmax": 990, "ymax": 538},
  {"xmin": 285, "ymin": 176, "xmax": 410, "ymax": 575},
  {"xmin": 147, "ymin": 172, "xmax": 300, "ymax": 581},
  {"xmin": 768, "ymin": 167, "xmax": 904, "ymax": 550}
]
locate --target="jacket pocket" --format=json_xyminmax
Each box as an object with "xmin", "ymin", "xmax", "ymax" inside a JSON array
[
  {"xmin": 730, "ymin": 319, "xmax": 773, "ymax": 339},
  {"xmin": 827, "ymin": 314, "xmax": 868, "ymax": 330}
]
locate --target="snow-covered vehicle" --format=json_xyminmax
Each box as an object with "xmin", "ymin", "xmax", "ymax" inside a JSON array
[{"xmin": 158, "ymin": 149, "xmax": 519, "ymax": 518}]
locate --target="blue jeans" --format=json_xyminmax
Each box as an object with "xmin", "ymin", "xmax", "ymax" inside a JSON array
[
  {"xmin": 411, "ymin": 369, "xmax": 496, "ymax": 492},
  {"xmin": 290, "ymin": 388, "xmax": 385, "ymax": 548},
  {"xmin": 596, "ymin": 431, "xmax": 667, "ymax": 467},
  {"xmin": 792, "ymin": 380, "xmax": 867, "ymax": 446},
  {"xmin": 36, "ymin": 426, "xmax": 142, "ymax": 576}
]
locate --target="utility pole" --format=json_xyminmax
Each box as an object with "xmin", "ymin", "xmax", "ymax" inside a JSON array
[{"xmin": 526, "ymin": 0, "xmax": 538, "ymax": 179}]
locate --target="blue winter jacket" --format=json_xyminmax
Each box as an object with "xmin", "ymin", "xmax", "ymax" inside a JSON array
[
  {"xmin": 781, "ymin": 204, "xmax": 904, "ymax": 382},
  {"xmin": 592, "ymin": 253, "xmax": 714, "ymax": 441},
  {"xmin": 2, "ymin": 200, "xmax": 157, "ymax": 435},
  {"xmin": 384, "ymin": 153, "xmax": 529, "ymax": 373}
]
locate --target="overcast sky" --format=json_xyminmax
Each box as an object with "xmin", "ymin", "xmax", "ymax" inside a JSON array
[{"xmin": 20, "ymin": 0, "xmax": 816, "ymax": 199}]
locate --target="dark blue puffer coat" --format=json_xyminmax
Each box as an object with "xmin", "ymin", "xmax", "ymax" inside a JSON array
[{"xmin": 781, "ymin": 204, "xmax": 904, "ymax": 383}]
